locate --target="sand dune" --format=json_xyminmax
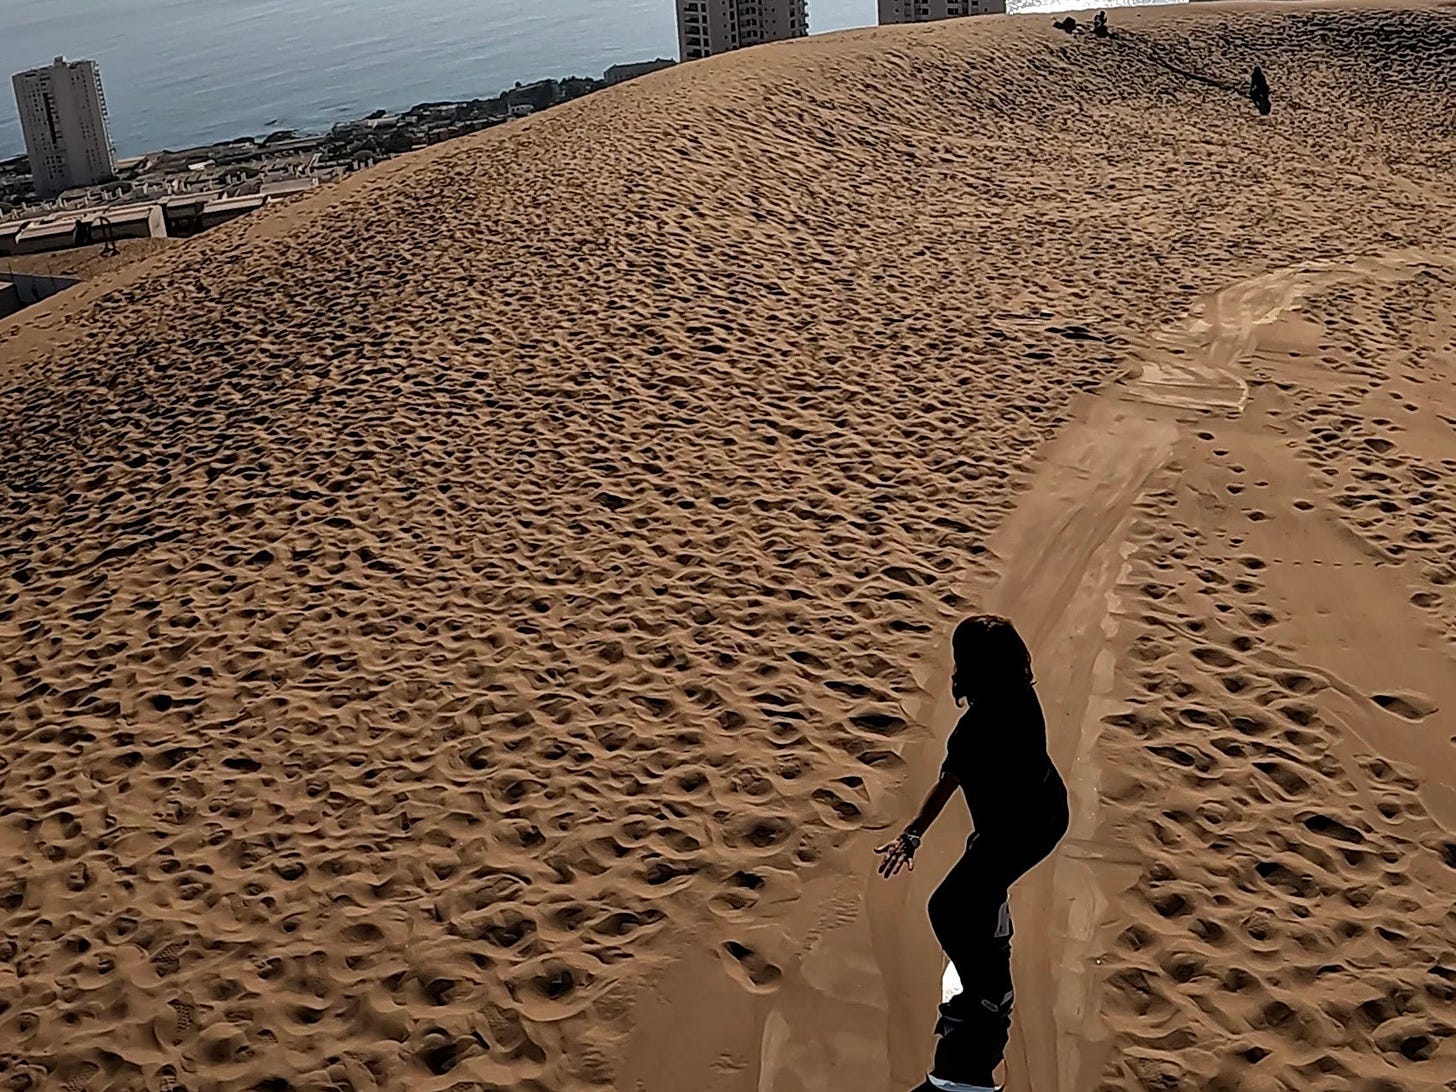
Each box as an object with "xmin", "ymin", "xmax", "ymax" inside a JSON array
[
  {"xmin": 1, "ymin": 2, "xmax": 1453, "ymax": 1089},
  {"xmin": 0, "ymin": 239, "xmax": 173, "ymax": 284}
]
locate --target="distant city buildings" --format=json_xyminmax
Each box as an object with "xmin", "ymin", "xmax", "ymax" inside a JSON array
[
  {"xmin": 604, "ymin": 59, "xmax": 676, "ymax": 85},
  {"xmin": 677, "ymin": 0, "xmax": 809, "ymax": 61},
  {"xmin": 12, "ymin": 57, "xmax": 117, "ymax": 199},
  {"xmin": 879, "ymin": 0, "xmax": 1006, "ymax": 23},
  {"xmin": 0, "ymin": 54, "xmax": 689, "ymax": 290}
]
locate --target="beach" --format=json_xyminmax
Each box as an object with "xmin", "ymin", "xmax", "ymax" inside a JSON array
[{"xmin": 1, "ymin": 2, "xmax": 1453, "ymax": 1089}]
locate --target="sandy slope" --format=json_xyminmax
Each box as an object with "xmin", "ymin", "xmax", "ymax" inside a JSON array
[
  {"xmin": 1, "ymin": 239, "xmax": 173, "ymax": 283},
  {"xmin": 1, "ymin": 2, "xmax": 1453, "ymax": 1090}
]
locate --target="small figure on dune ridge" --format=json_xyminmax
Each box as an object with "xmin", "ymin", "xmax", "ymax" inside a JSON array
[
  {"xmin": 1250, "ymin": 65, "xmax": 1272, "ymax": 115},
  {"xmin": 1093, "ymin": 10, "xmax": 1109, "ymax": 38}
]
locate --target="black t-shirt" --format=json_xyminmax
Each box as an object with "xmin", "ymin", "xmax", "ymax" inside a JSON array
[{"xmin": 941, "ymin": 683, "xmax": 1066, "ymax": 840}]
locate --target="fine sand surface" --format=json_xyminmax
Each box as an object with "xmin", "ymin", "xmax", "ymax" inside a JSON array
[
  {"xmin": 0, "ymin": 239, "xmax": 174, "ymax": 284},
  {"xmin": 1, "ymin": 2, "xmax": 1454, "ymax": 1090}
]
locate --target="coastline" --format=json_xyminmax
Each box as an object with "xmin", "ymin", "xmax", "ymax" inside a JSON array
[{"xmin": 1, "ymin": 63, "xmax": 673, "ymax": 218}]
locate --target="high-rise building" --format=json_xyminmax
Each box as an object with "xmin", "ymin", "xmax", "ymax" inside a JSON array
[
  {"xmin": 879, "ymin": 0, "xmax": 1006, "ymax": 23},
  {"xmin": 12, "ymin": 57, "xmax": 117, "ymax": 199},
  {"xmin": 677, "ymin": 0, "xmax": 809, "ymax": 62}
]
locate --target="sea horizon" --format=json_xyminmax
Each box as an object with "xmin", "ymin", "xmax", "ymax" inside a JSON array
[
  {"xmin": 1, "ymin": 0, "xmax": 865, "ymax": 159},
  {"xmin": 2, "ymin": 0, "xmax": 1177, "ymax": 161}
]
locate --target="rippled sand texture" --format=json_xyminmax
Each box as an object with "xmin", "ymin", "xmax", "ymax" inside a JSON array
[
  {"xmin": 2, "ymin": 2, "xmax": 1454, "ymax": 1090},
  {"xmin": 1087, "ymin": 270, "xmax": 1456, "ymax": 1091},
  {"xmin": 0, "ymin": 238, "xmax": 172, "ymax": 283}
]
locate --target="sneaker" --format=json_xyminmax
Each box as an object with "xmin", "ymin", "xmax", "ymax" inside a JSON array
[{"xmin": 925, "ymin": 1076, "xmax": 1000, "ymax": 1092}]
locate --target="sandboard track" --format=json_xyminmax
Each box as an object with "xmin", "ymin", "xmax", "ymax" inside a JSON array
[
  {"xmin": 1004, "ymin": 252, "xmax": 1456, "ymax": 1092},
  {"xmin": 750, "ymin": 251, "xmax": 1449, "ymax": 1092}
]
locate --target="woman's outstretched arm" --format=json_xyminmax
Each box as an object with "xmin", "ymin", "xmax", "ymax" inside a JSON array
[
  {"xmin": 875, "ymin": 771, "xmax": 959, "ymax": 878},
  {"xmin": 905, "ymin": 770, "xmax": 958, "ymax": 838}
]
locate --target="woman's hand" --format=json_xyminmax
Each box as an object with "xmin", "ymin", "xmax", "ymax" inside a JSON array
[
  {"xmin": 876, "ymin": 774, "xmax": 952, "ymax": 879},
  {"xmin": 874, "ymin": 832, "xmax": 919, "ymax": 879}
]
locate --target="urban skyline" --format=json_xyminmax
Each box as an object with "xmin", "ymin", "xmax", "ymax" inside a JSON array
[
  {"xmin": 677, "ymin": 0, "xmax": 811, "ymax": 60},
  {"xmin": 12, "ymin": 56, "xmax": 116, "ymax": 198},
  {"xmin": 673, "ymin": 0, "xmax": 1004, "ymax": 62},
  {"xmin": 878, "ymin": 0, "xmax": 1008, "ymax": 22}
]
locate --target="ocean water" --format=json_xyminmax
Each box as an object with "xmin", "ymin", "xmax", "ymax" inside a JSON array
[
  {"xmin": 0, "ymin": 0, "xmax": 867, "ymax": 157},
  {"xmin": 1, "ymin": 0, "xmax": 1172, "ymax": 159}
]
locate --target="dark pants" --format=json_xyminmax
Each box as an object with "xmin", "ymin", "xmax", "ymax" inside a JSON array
[{"xmin": 926, "ymin": 818, "xmax": 1066, "ymax": 1086}]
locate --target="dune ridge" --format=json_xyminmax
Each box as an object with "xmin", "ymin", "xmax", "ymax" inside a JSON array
[{"xmin": 1, "ymin": 3, "xmax": 1454, "ymax": 1090}]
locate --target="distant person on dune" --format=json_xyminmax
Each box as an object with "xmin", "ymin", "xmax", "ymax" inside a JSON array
[
  {"xmin": 1093, "ymin": 10, "xmax": 1109, "ymax": 37},
  {"xmin": 1250, "ymin": 65, "xmax": 1272, "ymax": 115},
  {"xmin": 876, "ymin": 615, "xmax": 1069, "ymax": 1092}
]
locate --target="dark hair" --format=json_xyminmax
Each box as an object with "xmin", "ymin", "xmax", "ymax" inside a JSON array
[{"xmin": 952, "ymin": 614, "xmax": 1034, "ymax": 695}]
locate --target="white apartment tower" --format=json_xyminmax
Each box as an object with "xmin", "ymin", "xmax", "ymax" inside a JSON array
[
  {"xmin": 12, "ymin": 57, "xmax": 117, "ymax": 198},
  {"xmin": 678, "ymin": 0, "xmax": 809, "ymax": 61},
  {"xmin": 879, "ymin": 0, "xmax": 1006, "ymax": 23}
]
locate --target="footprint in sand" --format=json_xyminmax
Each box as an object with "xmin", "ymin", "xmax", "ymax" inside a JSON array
[
  {"xmin": 719, "ymin": 940, "xmax": 782, "ymax": 993},
  {"xmin": 1371, "ymin": 691, "xmax": 1438, "ymax": 721}
]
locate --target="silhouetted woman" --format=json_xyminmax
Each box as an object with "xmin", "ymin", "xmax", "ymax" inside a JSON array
[{"xmin": 876, "ymin": 615, "xmax": 1069, "ymax": 1092}]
